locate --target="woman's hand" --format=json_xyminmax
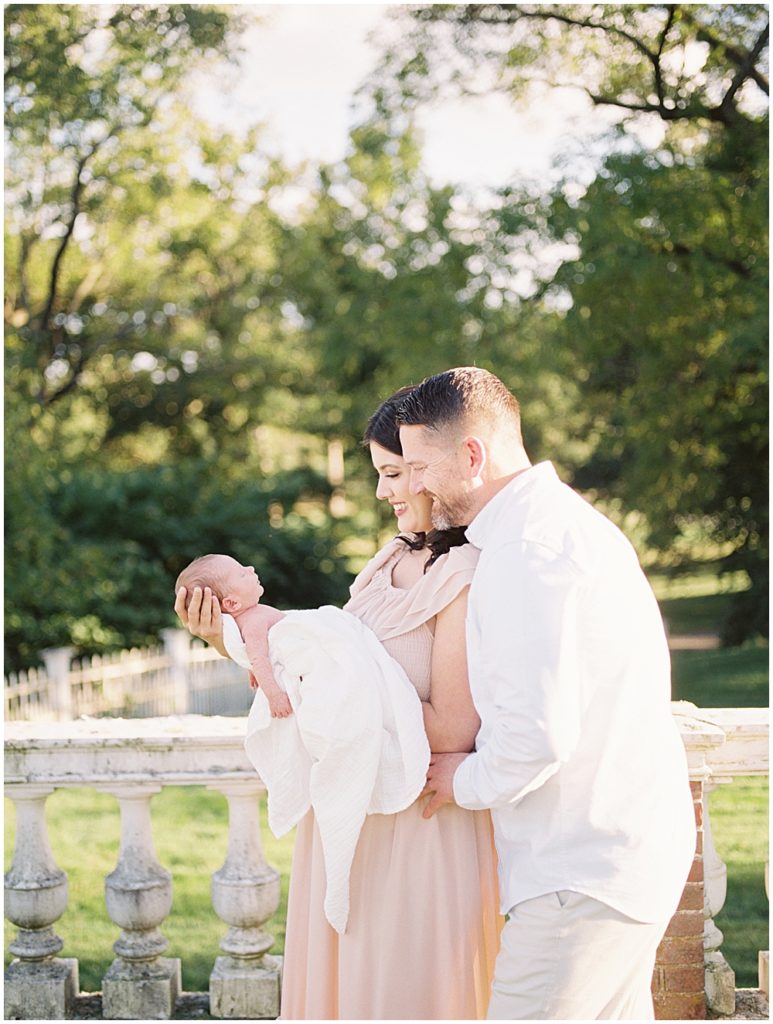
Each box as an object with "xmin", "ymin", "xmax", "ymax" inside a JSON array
[
  {"xmin": 173, "ymin": 585, "xmax": 228, "ymax": 658},
  {"xmin": 422, "ymin": 752, "xmax": 468, "ymax": 819}
]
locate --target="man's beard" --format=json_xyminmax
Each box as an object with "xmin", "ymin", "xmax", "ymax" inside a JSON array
[{"xmin": 429, "ymin": 492, "xmax": 471, "ymax": 530}]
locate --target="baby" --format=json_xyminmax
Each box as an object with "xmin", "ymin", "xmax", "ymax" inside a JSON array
[{"xmin": 175, "ymin": 554, "xmax": 293, "ymax": 718}]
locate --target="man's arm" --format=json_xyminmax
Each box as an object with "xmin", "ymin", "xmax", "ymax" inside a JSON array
[{"xmin": 425, "ymin": 544, "xmax": 583, "ymax": 817}]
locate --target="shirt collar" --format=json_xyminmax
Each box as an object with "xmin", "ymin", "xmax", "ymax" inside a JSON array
[{"xmin": 466, "ymin": 461, "xmax": 558, "ymax": 548}]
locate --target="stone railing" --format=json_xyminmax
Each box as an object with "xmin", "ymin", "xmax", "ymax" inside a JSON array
[
  {"xmin": 669, "ymin": 704, "xmax": 769, "ymax": 1019},
  {"xmin": 4, "ymin": 706, "xmax": 768, "ymax": 1021},
  {"xmin": 4, "ymin": 717, "xmax": 281, "ymax": 1021}
]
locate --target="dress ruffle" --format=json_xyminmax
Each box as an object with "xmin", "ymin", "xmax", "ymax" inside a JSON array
[{"xmin": 346, "ymin": 539, "xmax": 480, "ymax": 639}]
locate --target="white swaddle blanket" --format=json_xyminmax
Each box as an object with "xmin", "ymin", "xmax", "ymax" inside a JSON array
[{"xmin": 224, "ymin": 606, "xmax": 430, "ymax": 934}]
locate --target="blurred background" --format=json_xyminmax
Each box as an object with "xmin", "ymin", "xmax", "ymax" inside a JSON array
[{"xmin": 4, "ymin": 3, "xmax": 768, "ymax": 676}]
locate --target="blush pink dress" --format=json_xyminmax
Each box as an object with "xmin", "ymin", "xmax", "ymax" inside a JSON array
[{"xmin": 279, "ymin": 539, "xmax": 502, "ymax": 1020}]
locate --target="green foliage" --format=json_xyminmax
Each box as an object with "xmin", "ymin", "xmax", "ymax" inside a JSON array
[
  {"xmin": 5, "ymin": 4, "xmax": 768, "ymax": 665},
  {"xmin": 386, "ymin": 5, "xmax": 769, "ymax": 129},
  {"xmin": 4, "ymin": 1, "xmax": 275, "ymax": 438},
  {"xmin": 4, "ymin": 454, "xmax": 352, "ymax": 672},
  {"xmin": 3, "ymin": 5, "xmax": 357, "ymax": 671},
  {"xmin": 374, "ymin": 3, "xmax": 769, "ymax": 642},
  {"xmin": 539, "ymin": 125, "xmax": 768, "ymax": 642}
]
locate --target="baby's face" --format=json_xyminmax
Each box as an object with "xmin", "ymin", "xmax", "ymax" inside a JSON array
[{"xmin": 218, "ymin": 556, "xmax": 264, "ymax": 610}]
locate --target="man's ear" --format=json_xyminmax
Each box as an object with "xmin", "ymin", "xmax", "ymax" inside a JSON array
[
  {"xmin": 462, "ymin": 436, "xmax": 487, "ymax": 478},
  {"xmin": 222, "ymin": 595, "xmax": 239, "ymax": 613}
]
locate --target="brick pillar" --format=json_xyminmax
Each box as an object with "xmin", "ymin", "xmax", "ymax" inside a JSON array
[{"xmin": 652, "ymin": 780, "xmax": 706, "ymax": 1020}]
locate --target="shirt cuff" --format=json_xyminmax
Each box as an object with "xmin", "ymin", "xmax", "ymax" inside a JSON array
[{"xmin": 452, "ymin": 754, "xmax": 489, "ymax": 811}]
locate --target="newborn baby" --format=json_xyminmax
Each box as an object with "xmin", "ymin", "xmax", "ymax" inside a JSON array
[{"xmin": 175, "ymin": 554, "xmax": 292, "ymax": 717}]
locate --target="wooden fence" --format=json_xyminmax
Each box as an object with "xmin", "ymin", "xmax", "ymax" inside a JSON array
[{"xmin": 4, "ymin": 631, "xmax": 253, "ymax": 721}]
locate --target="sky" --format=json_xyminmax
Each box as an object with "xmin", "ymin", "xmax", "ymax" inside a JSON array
[{"xmin": 194, "ymin": 3, "xmax": 635, "ymax": 192}]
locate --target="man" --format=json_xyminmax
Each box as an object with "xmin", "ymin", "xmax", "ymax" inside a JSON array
[{"xmin": 398, "ymin": 367, "xmax": 695, "ymax": 1020}]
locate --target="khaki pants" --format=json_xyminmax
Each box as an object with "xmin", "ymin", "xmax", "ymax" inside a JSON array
[{"xmin": 487, "ymin": 891, "xmax": 666, "ymax": 1020}]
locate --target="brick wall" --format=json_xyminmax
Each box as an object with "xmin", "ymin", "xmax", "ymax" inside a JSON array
[{"xmin": 652, "ymin": 779, "xmax": 706, "ymax": 1020}]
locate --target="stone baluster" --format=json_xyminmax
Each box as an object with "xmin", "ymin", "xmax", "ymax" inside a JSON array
[
  {"xmin": 208, "ymin": 779, "xmax": 282, "ymax": 1019},
  {"xmin": 4, "ymin": 785, "xmax": 79, "ymax": 1020},
  {"xmin": 101, "ymin": 784, "xmax": 181, "ymax": 1019},
  {"xmin": 703, "ymin": 779, "xmax": 736, "ymax": 1016}
]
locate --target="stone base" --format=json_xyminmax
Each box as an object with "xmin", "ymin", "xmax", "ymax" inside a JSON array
[
  {"xmin": 209, "ymin": 953, "xmax": 282, "ymax": 1019},
  {"xmin": 759, "ymin": 951, "xmax": 769, "ymax": 999},
  {"xmin": 706, "ymin": 950, "xmax": 737, "ymax": 1017},
  {"xmin": 4, "ymin": 957, "xmax": 79, "ymax": 1020},
  {"xmin": 102, "ymin": 957, "xmax": 181, "ymax": 1020}
]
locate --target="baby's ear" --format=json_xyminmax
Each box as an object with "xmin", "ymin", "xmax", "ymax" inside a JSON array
[{"xmin": 222, "ymin": 595, "xmax": 239, "ymax": 613}]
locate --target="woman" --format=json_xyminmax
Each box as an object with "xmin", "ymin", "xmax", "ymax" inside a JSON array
[{"xmin": 177, "ymin": 390, "xmax": 501, "ymax": 1019}]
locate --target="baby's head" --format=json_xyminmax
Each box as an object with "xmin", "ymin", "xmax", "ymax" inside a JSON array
[{"xmin": 175, "ymin": 554, "xmax": 264, "ymax": 615}]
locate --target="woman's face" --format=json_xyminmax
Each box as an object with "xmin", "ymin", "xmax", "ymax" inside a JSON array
[{"xmin": 370, "ymin": 441, "xmax": 434, "ymax": 534}]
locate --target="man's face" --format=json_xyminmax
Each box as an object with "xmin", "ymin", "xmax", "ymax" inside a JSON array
[{"xmin": 399, "ymin": 424, "xmax": 473, "ymax": 529}]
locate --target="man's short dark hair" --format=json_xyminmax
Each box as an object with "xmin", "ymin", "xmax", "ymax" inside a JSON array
[{"xmin": 397, "ymin": 367, "xmax": 522, "ymax": 442}]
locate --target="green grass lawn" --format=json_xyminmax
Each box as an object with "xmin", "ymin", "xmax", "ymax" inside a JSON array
[
  {"xmin": 651, "ymin": 564, "xmax": 748, "ymax": 635},
  {"xmin": 671, "ymin": 644, "xmax": 769, "ymax": 707},
  {"xmin": 650, "ymin": 563, "xmax": 768, "ymax": 707}
]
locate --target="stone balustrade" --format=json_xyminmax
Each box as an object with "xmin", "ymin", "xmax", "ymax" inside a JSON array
[
  {"xmin": 4, "ymin": 707, "xmax": 768, "ymax": 1020},
  {"xmin": 4, "ymin": 716, "xmax": 281, "ymax": 1020}
]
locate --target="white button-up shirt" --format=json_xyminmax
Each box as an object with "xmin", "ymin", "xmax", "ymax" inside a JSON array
[{"xmin": 454, "ymin": 462, "xmax": 696, "ymax": 923}]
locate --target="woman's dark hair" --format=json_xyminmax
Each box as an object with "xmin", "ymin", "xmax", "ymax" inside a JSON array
[{"xmin": 362, "ymin": 387, "xmax": 468, "ymax": 571}]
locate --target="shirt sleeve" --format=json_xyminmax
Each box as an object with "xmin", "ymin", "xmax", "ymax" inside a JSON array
[{"xmin": 453, "ymin": 541, "xmax": 584, "ymax": 811}]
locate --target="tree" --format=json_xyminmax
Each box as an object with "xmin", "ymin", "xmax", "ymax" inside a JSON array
[
  {"xmin": 3, "ymin": 5, "xmax": 258, "ymax": 401},
  {"xmin": 376, "ymin": 5, "xmax": 768, "ymax": 129},
  {"xmin": 267, "ymin": 118, "xmax": 565, "ymax": 457},
  {"xmin": 3, "ymin": 5, "xmax": 356, "ymax": 668},
  {"xmin": 537, "ymin": 130, "xmax": 767, "ymax": 642},
  {"xmin": 369, "ymin": 4, "xmax": 769, "ymax": 641},
  {"xmin": 4, "ymin": 444, "xmax": 352, "ymax": 671}
]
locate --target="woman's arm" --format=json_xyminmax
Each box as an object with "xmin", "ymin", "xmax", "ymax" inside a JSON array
[
  {"xmin": 173, "ymin": 585, "xmax": 228, "ymax": 658},
  {"xmin": 423, "ymin": 586, "xmax": 480, "ymax": 753}
]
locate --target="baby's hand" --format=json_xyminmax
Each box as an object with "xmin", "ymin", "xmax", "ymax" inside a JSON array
[{"xmin": 269, "ymin": 692, "xmax": 293, "ymax": 719}]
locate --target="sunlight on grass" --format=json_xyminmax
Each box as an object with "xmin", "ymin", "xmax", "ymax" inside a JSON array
[{"xmin": 650, "ymin": 567, "xmax": 750, "ymax": 601}]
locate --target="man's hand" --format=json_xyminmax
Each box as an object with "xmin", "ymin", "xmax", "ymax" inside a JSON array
[
  {"xmin": 173, "ymin": 585, "xmax": 227, "ymax": 657},
  {"xmin": 422, "ymin": 752, "xmax": 469, "ymax": 819}
]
